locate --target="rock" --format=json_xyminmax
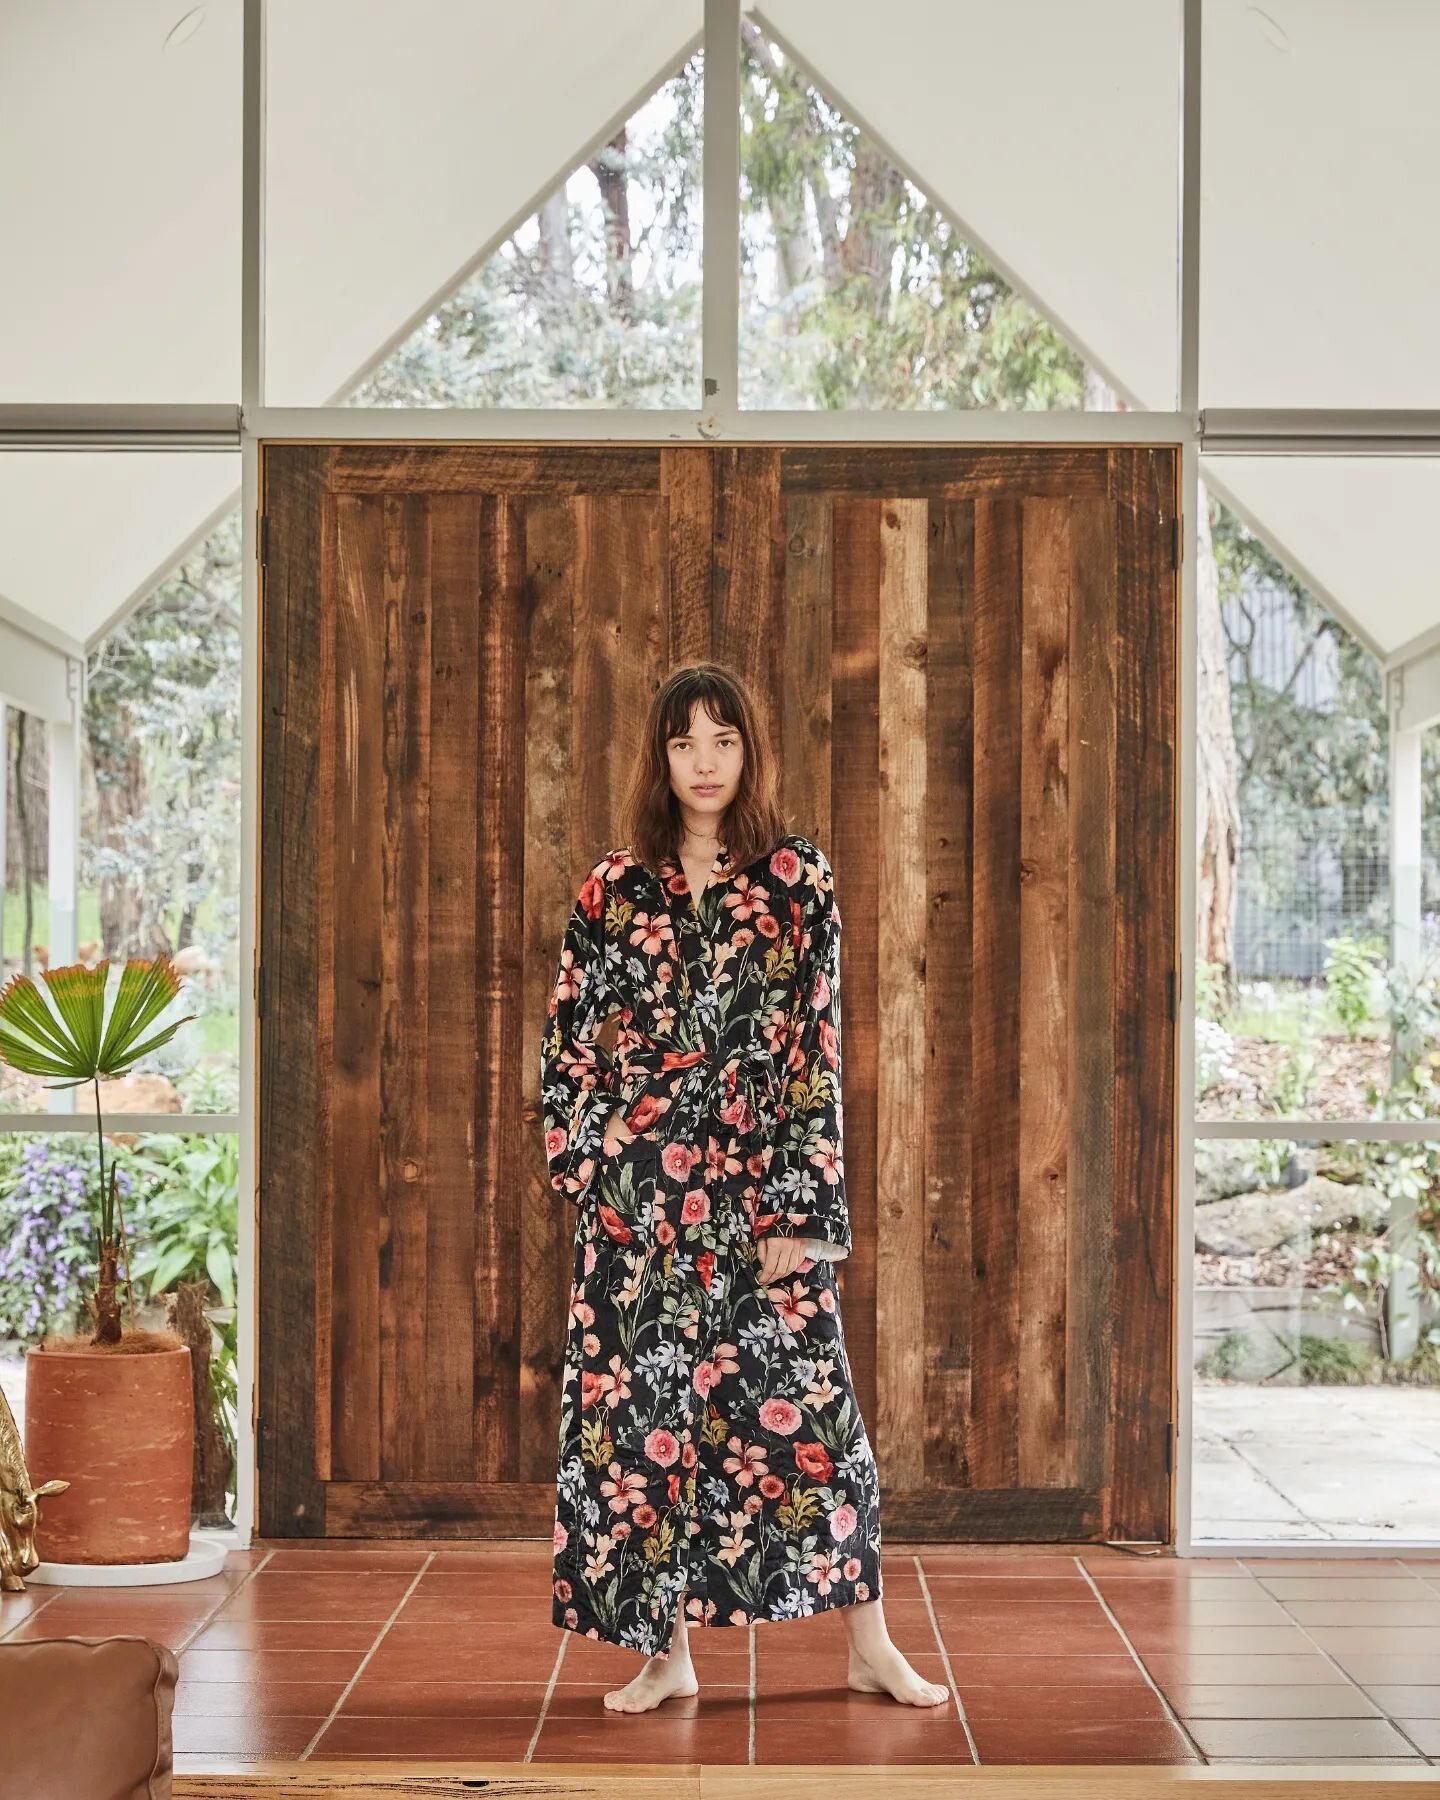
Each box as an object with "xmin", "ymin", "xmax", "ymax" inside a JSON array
[
  {"xmin": 1195, "ymin": 1175, "xmax": 1387, "ymax": 1257},
  {"xmin": 1194, "ymin": 1141, "xmax": 1270, "ymax": 1205}
]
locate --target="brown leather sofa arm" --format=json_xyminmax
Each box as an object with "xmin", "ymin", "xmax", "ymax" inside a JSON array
[{"xmin": 0, "ymin": 1634, "xmax": 178, "ymax": 1800}]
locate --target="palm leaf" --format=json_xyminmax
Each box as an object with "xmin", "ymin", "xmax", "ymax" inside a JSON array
[
  {"xmin": 0, "ymin": 955, "xmax": 195, "ymax": 1085},
  {"xmin": 97, "ymin": 958, "xmax": 187, "ymax": 1069},
  {"xmin": 0, "ymin": 973, "xmax": 81, "ymax": 1072}
]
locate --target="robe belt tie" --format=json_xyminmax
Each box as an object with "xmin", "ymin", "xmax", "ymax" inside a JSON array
[{"xmin": 616, "ymin": 1042, "xmax": 786, "ymax": 1143}]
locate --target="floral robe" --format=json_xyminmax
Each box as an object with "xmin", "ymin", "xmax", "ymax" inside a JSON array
[{"xmin": 540, "ymin": 832, "xmax": 884, "ymax": 1658}]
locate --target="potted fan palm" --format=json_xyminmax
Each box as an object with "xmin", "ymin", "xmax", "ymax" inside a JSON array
[{"xmin": 0, "ymin": 956, "xmax": 199, "ymax": 1567}]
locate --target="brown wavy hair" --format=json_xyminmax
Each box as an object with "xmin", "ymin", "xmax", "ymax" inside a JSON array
[{"xmin": 620, "ymin": 663, "xmax": 789, "ymax": 877}]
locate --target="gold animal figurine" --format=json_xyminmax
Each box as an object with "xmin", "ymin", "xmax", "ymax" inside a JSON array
[{"xmin": 0, "ymin": 1377, "xmax": 69, "ymax": 1592}]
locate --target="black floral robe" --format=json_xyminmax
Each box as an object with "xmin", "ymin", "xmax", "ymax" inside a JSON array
[{"xmin": 540, "ymin": 832, "xmax": 884, "ymax": 1658}]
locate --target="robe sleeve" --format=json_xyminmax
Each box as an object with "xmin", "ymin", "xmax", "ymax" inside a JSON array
[
  {"xmin": 539, "ymin": 872, "xmax": 617, "ymax": 1209},
  {"xmin": 757, "ymin": 858, "xmax": 851, "ymax": 1253}
]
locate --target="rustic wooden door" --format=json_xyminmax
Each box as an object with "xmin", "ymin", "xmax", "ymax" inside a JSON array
[{"xmin": 259, "ymin": 442, "xmax": 1177, "ymax": 1544}]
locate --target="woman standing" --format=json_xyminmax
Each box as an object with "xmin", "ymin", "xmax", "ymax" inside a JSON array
[{"xmin": 541, "ymin": 663, "xmax": 948, "ymax": 1715}]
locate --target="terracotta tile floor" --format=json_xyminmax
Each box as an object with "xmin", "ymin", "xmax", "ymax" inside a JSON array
[{"xmin": 4, "ymin": 1541, "xmax": 1440, "ymax": 1772}]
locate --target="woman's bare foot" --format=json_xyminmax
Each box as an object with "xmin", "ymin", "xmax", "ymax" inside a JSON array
[
  {"xmin": 603, "ymin": 1647, "xmax": 699, "ymax": 1713},
  {"xmin": 848, "ymin": 1641, "xmax": 950, "ymax": 1707}
]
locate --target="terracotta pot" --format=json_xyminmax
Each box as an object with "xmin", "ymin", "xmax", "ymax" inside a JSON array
[{"xmin": 23, "ymin": 1343, "xmax": 194, "ymax": 1564}]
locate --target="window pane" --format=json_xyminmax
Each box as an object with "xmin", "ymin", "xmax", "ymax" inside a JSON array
[
  {"xmin": 265, "ymin": 4, "xmax": 703, "ymax": 406},
  {"xmin": 1195, "ymin": 456, "xmax": 1440, "ymax": 1126},
  {"xmin": 740, "ymin": 1, "xmax": 1179, "ymax": 409},
  {"xmin": 1201, "ymin": 0, "xmax": 1440, "ymax": 406},
  {"xmin": 0, "ymin": 454, "xmax": 241, "ymax": 1116},
  {"xmin": 0, "ymin": 7, "xmax": 240, "ymax": 402},
  {"xmin": 1192, "ymin": 1136, "xmax": 1440, "ymax": 1543}
]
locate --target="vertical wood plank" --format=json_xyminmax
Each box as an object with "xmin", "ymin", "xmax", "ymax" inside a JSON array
[
  {"xmin": 1018, "ymin": 498, "xmax": 1070, "ymax": 1488},
  {"xmin": 379, "ymin": 493, "xmax": 432, "ymax": 1481},
  {"xmin": 969, "ymin": 494, "xmax": 1023, "ymax": 1490},
  {"xmin": 662, "ymin": 448, "xmax": 713, "ymax": 667},
  {"xmin": 259, "ymin": 444, "xmax": 330, "ymax": 1534},
  {"xmin": 875, "ymin": 498, "xmax": 928, "ymax": 1487},
  {"xmin": 327, "ymin": 494, "xmax": 385, "ymax": 1482},
  {"xmin": 474, "ymin": 496, "xmax": 529, "ymax": 1484},
  {"xmin": 1066, "ymin": 497, "xmax": 1117, "ymax": 1496},
  {"xmin": 830, "ymin": 497, "xmax": 881, "ymax": 1425},
  {"xmin": 712, "ymin": 447, "xmax": 784, "ymax": 757},
  {"xmin": 521, "ymin": 496, "xmax": 579, "ymax": 1483},
  {"xmin": 1109, "ymin": 447, "xmax": 1178, "ymax": 1541},
  {"xmin": 425, "ymin": 492, "xmax": 482, "ymax": 1480},
  {"xmin": 781, "ymin": 494, "xmax": 833, "ymax": 842},
  {"xmin": 924, "ymin": 500, "xmax": 974, "ymax": 1489}
]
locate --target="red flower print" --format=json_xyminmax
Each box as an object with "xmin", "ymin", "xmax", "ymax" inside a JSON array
[
  {"xmin": 632, "ymin": 1504, "xmax": 658, "ymax": 1529},
  {"xmin": 580, "ymin": 1370, "xmax": 605, "ymax": 1410},
  {"xmin": 759, "ymin": 1474, "xmax": 786, "ymax": 1499},
  {"xmin": 661, "ymin": 1140, "xmax": 697, "ymax": 1183},
  {"xmin": 769, "ymin": 845, "xmax": 802, "ymax": 886},
  {"xmin": 645, "ymin": 1428, "xmax": 681, "ymax": 1467},
  {"xmin": 681, "ymin": 1189, "xmax": 711, "ymax": 1226},
  {"xmin": 758, "ymin": 1396, "xmax": 802, "ymax": 1435},
  {"xmin": 696, "ymin": 1250, "xmax": 716, "ymax": 1291},
  {"xmin": 629, "ymin": 1093, "xmax": 665, "ymax": 1130},
  {"xmin": 597, "ymin": 1203, "xmax": 632, "ymax": 1245},
  {"xmin": 667, "ymin": 1473, "xmax": 681, "ymax": 1504},
  {"xmin": 554, "ymin": 1578, "xmax": 572, "ymax": 1602},
  {"xmin": 578, "ymin": 870, "xmax": 606, "ymax": 919},
  {"xmin": 794, "ymin": 1440, "xmax": 834, "ymax": 1480}
]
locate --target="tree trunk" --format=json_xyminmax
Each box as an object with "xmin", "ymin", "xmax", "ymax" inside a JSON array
[
  {"xmin": 166, "ymin": 1279, "xmax": 234, "ymax": 1527},
  {"xmin": 591, "ymin": 128, "xmax": 635, "ymax": 322},
  {"xmin": 1196, "ymin": 478, "xmax": 1241, "ymax": 989},
  {"xmin": 90, "ymin": 706, "xmax": 146, "ymax": 957}
]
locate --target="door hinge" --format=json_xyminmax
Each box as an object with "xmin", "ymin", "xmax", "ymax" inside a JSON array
[
  {"xmin": 255, "ymin": 961, "xmax": 266, "ymax": 1020},
  {"xmin": 256, "ymin": 513, "xmax": 270, "ymax": 569},
  {"xmin": 1171, "ymin": 515, "xmax": 1181, "ymax": 569},
  {"xmin": 1164, "ymin": 1420, "xmax": 1175, "ymax": 1474},
  {"xmin": 1167, "ymin": 967, "xmax": 1176, "ymax": 1021},
  {"xmin": 254, "ymin": 1416, "xmax": 263, "ymax": 1473}
]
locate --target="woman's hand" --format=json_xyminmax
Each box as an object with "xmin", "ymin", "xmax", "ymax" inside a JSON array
[{"xmin": 755, "ymin": 1233, "xmax": 809, "ymax": 1285}]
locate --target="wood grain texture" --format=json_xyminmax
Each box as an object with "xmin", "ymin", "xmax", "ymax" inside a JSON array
[
  {"xmin": 967, "ymin": 494, "xmax": 1024, "ymax": 1491},
  {"xmin": 1017, "ymin": 497, "xmax": 1070, "ymax": 1488},
  {"xmin": 875, "ymin": 498, "xmax": 928, "ymax": 1487},
  {"xmin": 1108, "ymin": 448, "xmax": 1178, "ymax": 1540},
  {"xmin": 262, "ymin": 442, "xmax": 1178, "ymax": 1548},
  {"xmin": 924, "ymin": 500, "xmax": 975, "ymax": 1490}
]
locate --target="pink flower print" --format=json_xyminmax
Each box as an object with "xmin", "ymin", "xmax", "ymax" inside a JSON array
[
  {"xmin": 680, "ymin": 1189, "xmax": 711, "ymax": 1226},
  {"xmin": 758, "ymin": 1396, "xmax": 802, "ymax": 1435},
  {"xmin": 710, "ymin": 1339, "xmax": 741, "ymax": 1380},
  {"xmin": 724, "ymin": 874, "xmax": 771, "ymax": 924},
  {"xmin": 599, "ymin": 1464, "xmax": 648, "ymax": 1516},
  {"xmin": 809, "ymin": 1135, "xmax": 844, "ymax": 1186},
  {"xmin": 597, "ymin": 1353, "xmax": 632, "ymax": 1407},
  {"xmin": 829, "ymin": 1502, "xmax": 858, "ymax": 1543},
  {"xmin": 722, "ymin": 1437, "xmax": 770, "ymax": 1487},
  {"xmin": 818, "ymin": 1286, "xmax": 837, "ymax": 1314},
  {"xmin": 545, "ymin": 1124, "xmax": 569, "ymax": 1160},
  {"xmin": 803, "ymin": 1548, "xmax": 842, "ymax": 1595},
  {"xmin": 568, "ymin": 1295, "xmax": 595, "ymax": 1330},
  {"xmin": 769, "ymin": 844, "xmax": 802, "ymax": 886},
  {"xmin": 553, "ymin": 1521, "xmax": 568, "ymax": 1553},
  {"xmin": 693, "ymin": 1360, "xmax": 720, "ymax": 1397},
  {"xmin": 703, "ymin": 1134, "xmax": 744, "ymax": 1184},
  {"xmin": 759, "ymin": 1474, "xmax": 786, "ymax": 1500},
  {"xmin": 844, "ymin": 1557, "xmax": 862, "ymax": 1580},
  {"xmin": 770, "ymin": 1280, "xmax": 818, "ymax": 1332},
  {"xmin": 810, "ymin": 965, "xmax": 832, "ymax": 1014},
  {"xmin": 661, "ymin": 1140, "xmax": 697, "ymax": 1183},
  {"xmin": 644, "ymin": 1428, "xmax": 681, "ymax": 1467},
  {"xmin": 628, "ymin": 911, "xmax": 673, "ymax": 956}
]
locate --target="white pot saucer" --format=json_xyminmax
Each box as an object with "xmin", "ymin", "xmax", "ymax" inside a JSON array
[{"xmin": 25, "ymin": 1532, "xmax": 229, "ymax": 1587}]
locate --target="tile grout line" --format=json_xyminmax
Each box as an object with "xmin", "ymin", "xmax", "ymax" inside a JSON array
[
  {"xmin": 0, "ymin": 1587, "xmax": 65, "ymax": 1639},
  {"xmin": 1245, "ymin": 1559, "xmax": 1432, "ymax": 1762},
  {"xmin": 524, "ymin": 1619, "xmax": 571, "ymax": 1763},
  {"xmin": 914, "ymin": 1552, "xmax": 979, "ymax": 1765},
  {"xmin": 1073, "ymin": 1556, "xmax": 1207, "ymax": 1763},
  {"xmin": 174, "ymin": 1546, "xmax": 279, "ymax": 1655},
  {"xmin": 296, "ymin": 1551, "xmax": 437, "ymax": 1761}
]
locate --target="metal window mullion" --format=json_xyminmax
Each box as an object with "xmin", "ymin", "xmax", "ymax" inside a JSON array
[
  {"xmin": 1178, "ymin": 0, "xmax": 1201, "ymax": 418},
  {"xmin": 241, "ymin": 0, "xmax": 266, "ymax": 416}
]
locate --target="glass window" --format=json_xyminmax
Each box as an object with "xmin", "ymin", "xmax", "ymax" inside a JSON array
[
  {"xmin": 265, "ymin": 6, "xmax": 703, "ymax": 406},
  {"xmin": 1195, "ymin": 457, "xmax": 1440, "ymax": 1126},
  {"xmin": 1192, "ymin": 1135, "xmax": 1440, "ymax": 1542},
  {"xmin": 740, "ymin": 1, "xmax": 1179, "ymax": 409}
]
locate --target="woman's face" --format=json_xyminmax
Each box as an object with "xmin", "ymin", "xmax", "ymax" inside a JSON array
[{"xmin": 666, "ymin": 702, "xmax": 744, "ymax": 831}]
